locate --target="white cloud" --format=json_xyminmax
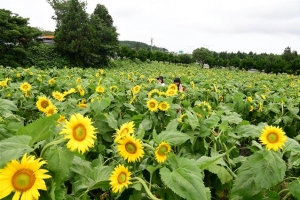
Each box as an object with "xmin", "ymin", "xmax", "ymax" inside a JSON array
[{"xmin": 1, "ymin": 0, "xmax": 300, "ymax": 54}]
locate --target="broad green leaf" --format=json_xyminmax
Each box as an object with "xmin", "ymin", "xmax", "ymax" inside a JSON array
[
  {"xmin": 0, "ymin": 135, "xmax": 33, "ymax": 168},
  {"xmin": 207, "ymin": 164, "xmax": 233, "ymax": 184},
  {"xmin": 166, "ymin": 119, "xmax": 179, "ymax": 131},
  {"xmin": 140, "ymin": 117, "xmax": 153, "ymax": 131},
  {"xmin": 88, "ymin": 166, "xmax": 112, "ymax": 190},
  {"xmin": 202, "ymin": 115, "xmax": 220, "ymax": 129},
  {"xmin": 90, "ymin": 98, "xmax": 111, "ymax": 112},
  {"xmin": 186, "ymin": 110, "xmax": 199, "ymax": 130},
  {"xmin": 219, "ymin": 120, "xmax": 229, "ymax": 132},
  {"xmin": 288, "ymin": 178, "xmax": 300, "ymax": 199},
  {"xmin": 160, "ymin": 154, "xmax": 208, "ymax": 200},
  {"xmin": 230, "ymin": 150, "xmax": 286, "ymax": 198},
  {"xmin": 44, "ymin": 146, "xmax": 74, "ymax": 184},
  {"xmin": 71, "ymin": 156, "xmax": 93, "ymax": 176},
  {"xmin": 236, "ymin": 123, "xmax": 267, "ymax": 138},
  {"xmin": 16, "ymin": 114, "xmax": 59, "ymax": 146},
  {"xmin": 283, "ymin": 138, "xmax": 300, "ymax": 153},
  {"xmin": 157, "ymin": 130, "xmax": 190, "ymax": 146},
  {"xmin": 0, "ymin": 99, "xmax": 18, "ymax": 112},
  {"xmin": 196, "ymin": 153, "xmax": 226, "ymax": 170},
  {"xmin": 105, "ymin": 112, "xmax": 118, "ymax": 129},
  {"xmin": 221, "ymin": 112, "xmax": 242, "ymax": 124}
]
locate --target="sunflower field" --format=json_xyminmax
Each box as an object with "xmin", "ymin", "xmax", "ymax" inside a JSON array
[{"xmin": 0, "ymin": 61, "xmax": 300, "ymax": 200}]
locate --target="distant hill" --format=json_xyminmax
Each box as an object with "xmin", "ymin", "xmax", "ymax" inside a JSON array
[{"xmin": 120, "ymin": 41, "xmax": 168, "ymax": 52}]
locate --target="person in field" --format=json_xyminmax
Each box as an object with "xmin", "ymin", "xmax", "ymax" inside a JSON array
[
  {"xmin": 156, "ymin": 76, "xmax": 166, "ymax": 86},
  {"xmin": 173, "ymin": 77, "xmax": 185, "ymax": 92}
]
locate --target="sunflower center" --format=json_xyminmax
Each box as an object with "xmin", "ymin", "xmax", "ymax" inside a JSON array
[
  {"xmin": 158, "ymin": 146, "xmax": 168, "ymax": 156},
  {"xmin": 161, "ymin": 104, "xmax": 167, "ymax": 109},
  {"xmin": 12, "ymin": 169, "xmax": 36, "ymax": 192},
  {"xmin": 150, "ymin": 102, "xmax": 156, "ymax": 108},
  {"xmin": 41, "ymin": 101, "xmax": 49, "ymax": 108},
  {"xmin": 73, "ymin": 124, "xmax": 87, "ymax": 141},
  {"xmin": 125, "ymin": 142, "xmax": 137, "ymax": 154},
  {"xmin": 267, "ymin": 132, "xmax": 279, "ymax": 143},
  {"xmin": 23, "ymin": 85, "xmax": 28, "ymax": 89},
  {"xmin": 117, "ymin": 172, "xmax": 127, "ymax": 184}
]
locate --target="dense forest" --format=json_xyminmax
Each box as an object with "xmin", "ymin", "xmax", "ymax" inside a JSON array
[{"xmin": 0, "ymin": 0, "xmax": 299, "ymax": 73}]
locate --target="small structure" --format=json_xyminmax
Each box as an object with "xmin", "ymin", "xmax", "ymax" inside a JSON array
[
  {"xmin": 36, "ymin": 35, "xmax": 55, "ymax": 45},
  {"xmin": 203, "ymin": 64, "xmax": 210, "ymax": 69}
]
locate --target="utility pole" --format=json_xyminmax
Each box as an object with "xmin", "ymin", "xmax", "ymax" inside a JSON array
[{"xmin": 151, "ymin": 38, "xmax": 153, "ymax": 51}]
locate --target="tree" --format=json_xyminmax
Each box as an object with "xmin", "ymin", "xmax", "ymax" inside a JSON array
[
  {"xmin": 46, "ymin": 0, "xmax": 72, "ymax": 28},
  {"xmin": 0, "ymin": 9, "xmax": 41, "ymax": 67},
  {"xmin": 54, "ymin": 0, "xmax": 92, "ymax": 66},
  {"xmin": 192, "ymin": 47, "xmax": 213, "ymax": 66}
]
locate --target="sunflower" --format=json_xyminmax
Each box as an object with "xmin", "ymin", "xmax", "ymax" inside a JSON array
[
  {"xmin": 114, "ymin": 121, "xmax": 135, "ymax": 142},
  {"xmin": 117, "ymin": 135, "xmax": 144, "ymax": 162},
  {"xmin": 247, "ymin": 96, "xmax": 253, "ymax": 102},
  {"xmin": 36, "ymin": 96, "xmax": 53, "ymax": 113},
  {"xmin": 166, "ymin": 89, "xmax": 177, "ymax": 97},
  {"xmin": 109, "ymin": 164, "xmax": 132, "ymax": 193},
  {"xmin": 155, "ymin": 142, "xmax": 171, "ymax": 163},
  {"xmin": 259, "ymin": 125, "xmax": 287, "ymax": 151},
  {"xmin": 96, "ymin": 86, "xmax": 105, "ymax": 93},
  {"xmin": 78, "ymin": 100, "xmax": 88, "ymax": 108},
  {"xmin": 48, "ymin": 78, "xmax": 55, "ymax": 85},
  {"xmin": 258, "ymin": 102, "xmax": 263, "ymax": 112},
  {"xmin": 249, "ymin": 106, "xmax": 254, "ymax": 112},
  {"xmin": 168, "ymin": 84, "xmax": 178, "ymax": 91},
  {"xmin": 197, "ymin": 101, "xmax": 212, "ymax": 115},
  {"xmin": 261, "ymin": 94, "xmax": 266, "ymax": 100},
  {"xmin": 147, "ymin": 99, "xmax": 159, "ymax": 112},
  {"xmin": 20, "ymin": 82, "xmax": 31, "ymax": 92},
  {"xmin": 0, "ymin": 154, "xmax": 51, "ymax": 200},
  {"xmin": 148, "ymin": 89, "xmax": 160, "ymax": 98},
  {"xmin": 57, "ymin": 115, "xmax": 66, "ymax": 124},
  {"xmin": 178, "ymin": 113, "xmax": 187, "ymax": 123},
  {"xmin": 63, "ymin": 88, "xmax": 77, "ymax": 96},
  {"xmin": 59, "ymin": 113, "xmax": 97, "ymax": 154},
  {"xmin": 131, "ymin": 85, "xmax": 141, "ymax": 94},
  {"xmin": 52, "ymin": 91, "xmax": 65, "ymax": 101},
  {"xmin": 45, "ymin": 105, "xmax": 57, "ymax": 116},
  {"xmin": 129, "ymin": 95, "xmax": 136, "ymax": 104},
  {"xmin": 110, "ymin": 85, "xmax": 118, "ymax": 93},
  {"xmin": 76, "ymin": 78, "xmax": 81, "ymax": 84},
  {"xmin": 77, "ymin": 85, "xmax": 85, "ymax": 96},
  {"xmin": 159, "ymin": 101, "xmax": 170, "ymax": 111}
]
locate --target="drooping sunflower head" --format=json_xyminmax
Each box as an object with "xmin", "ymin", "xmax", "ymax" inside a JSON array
[
  {"xmin": 178, "ymin": 113, "xmax": 187, "ymax": 123},
  {"xmin": 258, "ymin": 102, "xmax": 263, "ymax": 112},
  {"xmin": 261, "ymin": 94, "xmax": 266, "ymax": 100},
  {"xmin": 131, "ymin": 85, "xmax": 141, "ymax": 94},
  {"xmin": 117, "ymin": 135, "xmax": 144, "ymax": 163},
  {"xmin": 0, "ymin": 153, "xmax": 51, "ymax": 200},
  {"xmin": 148, "ymin": 89, "xmax": 160, "ymax": 98},
  {"xmin": 59, "ymin": 113, "xmax": 97, "ymax": 154},
  {"xmin": 114, "ymin": 121, "xmax": 135, "ymax": 142},
  {"xmin": 159, "ymin": 101, "xmax": 170, "ymax": 111},
  {"xmin": 36, "ymin": 96, "xmax": 53, "ymax": 113},
  {"xmin": 109, "ymin": 164, "xmax": 132, "ymax": 193},
  {"xmin": 77, "ymin": 85, "xmax": 85, "ymax": 96},
  {"xmin": 147, "ymin": 99, "xmax": 159, "ymax": 112},
  {"xmin": 249, "ymin": 106, "xmax": 254, "ymax": 112},
  {"xmin": 52, "ymin": 91, "xmax": 65, "ymax": 102},
  {"xmin": 155, "ymin": 141, "xmax": 171, "ymax": 163},
  {"xmin": 259, "ymin": 125, "xmax": 287, "ymax": 151},
  {"xmin": 20, "ymin": 82, "xmax": 32, "ymax": 92},
  {"xmin": 96, "ymin": 86, "xmax": 105, "ymax": 93}
]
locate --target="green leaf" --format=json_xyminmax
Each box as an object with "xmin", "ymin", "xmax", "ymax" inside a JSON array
[
  {"xmin": 236, "ymin": 123, "xmax": 267, "ymax": 138},
  {"xmin": 202, "ymin": 115, "xmax": 220, "ymax": 129},
  {"xmin": 91, "ymin": 97, "xmax": 111, "ymax": 112},
  {"xmin": 196, "ymin": 153, "xmax": 226, "ymax": 170},
  {"xmin": 105, "ymin": 112, "xmax": 118, "ymax": 129},
  {"xmin": 207, "ymin": 164, "xmax": 233, "ymax": 184},
  {"xmin": 230, "ymin": 150, "xmax": 286, "ymax": 198},
  {"xmin": 221, "ymin": 112, "xmax": 242, "ymax": 124},
  {"xmin": 160, "ymin": 154, "xmax": 208, "ymax": 200},
  {"xmin": 166, "ymin": 119, "xmax": 179, "ymax": 131},
  {"xmin": 0, "ymin": 99, "xmax": 18, "ymax": 112},
  {"xmin": 186, "ymin": 110, "xmax": 200, "ymax": 130},
  {"xmin": 88, "ymin": 166, "xmax": 112, "ymax": 191},
  {"xmin": 0, "ymin": 135, "xmax": 33, "ymax": 168},
  {"xmin": 157, "ymin": 130, "xmax": 190, "ymax": 146},
  {"xmin": 140, "ymin": 116, "xmax": 153, "ymax": 131},
  {"xmin": 16, "ymin": 114, "xmax": 59, "ymax": 146},
  {"xmin": 219, "ymin": 120, "xmax": 229, "ymax": 132},
  {"xmin": 288, "ymin": 178, "xmax": 300, "ymax": 199},
  {"xmin": 71, "ymin": 156, "xmax": 93, "ymax": 176},
  {"xmin": 44, "ymin": 146, "xmax": 74, "ymax": 184}
]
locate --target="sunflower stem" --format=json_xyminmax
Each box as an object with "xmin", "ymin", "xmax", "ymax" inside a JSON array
[
  {"xmin": 143, "ymin": 143, "xmax": 155, "ymax": 151},
  {"xmin": 40, "ymin": 138, "xmax": 65, "ymax": 158},
  {"xmin": 132, "ymin": 177, "xmax": 160, "ymax": 200},
  {"xmin": 282, "ymin": 192, "xmax": 291, "ymax": 200}
]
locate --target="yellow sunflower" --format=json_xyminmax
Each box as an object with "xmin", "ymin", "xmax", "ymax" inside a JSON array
[
  {"xmin": 20, "ymin": 82, "xmax": 32, "ymax": 92},
  {"xmin": 261, "ymin": 94, "xmax": 266, "ymax": 100},
  {"xmin": 59, "ymin": 113, "xmax": 97, "ymax": 154},
  {"xmin": 78, "ymin": 100, "xmax": 88, "ymax": 108},
  {"xmin": 159, "ymin": 101, "xmax": 170, "ymax": 111},
  {"xmin": 147, "ymin": 99, "xmax": 159, "ymax": 112},
  {"xmin": 114, "ymin": 121, "xmax": 135, "ymax": 142},
  {"xmin": 166, "ymin": 89, "xmax": 177, "ymax": 96},
  {"xmin": 45, "ymin": 105, "xmax": 57, "ymax": 116},
  {"xmin": 168, "ymin": 84, "xmax": 178, "ymax": 91},
  {"xmin": 52, "ymin": 91, "xmax": 65, "ymax": 101},
  {"xmin": 0, "ymin": 154, "xmax": 51, "ymax": 200},
  {"xmin": 131, "ymin": 85, "xmax": 141, "ymax": 94},
  {"xmin": 247, "ymin": 96, "xmax": 253, "ymax": 102},
  {"xmin": 57, "ymin": 115, "xmax": 66, "ymax": 125},
  {"xmin": 155, "ymin": 142, "xmax": 171, "ymax": 163},
  {"xmin": 258, "ymin": 102, "xmax": 263, "ymax": 112},
  {"xmin": 77, "ymin": 85, "xmax": 85, "ymax": 96},
  {"xmin": 148, "ymin": 89, "xmax": 160, "ymax": 98},
  {"xmin": 110, "ymin": 85, "xmax": 118, "ymax": 93},
  {"xmin": 117, "ymin": 135, "xmax": 144, "ymax": 162},
  {"xmin": 36, "ymin": 96, "xmax": 53, "ymax": 113},
  {"xmin": 48, "ymin": 78, "xmax": 55, "ymax": 85},
  {"xmin": 197, "ymin": 101, "xmax": 212, "ymax": 115},
  {"xmin": 249, "ymin": 106, "xmax": 254, "ymax": 112},
  {"xmin": 259, "ymin": 125, "xmax": 287, "ymax": 151},
  {"xmin": 96, "ymin": 86, "xmax": 105, "ymax": 93},
  {"xmin": 109, "ymin": 164, "xmax": 132, "ymax": 193},
  {"xmin": 178, "ymin": 113, "xmax": 187, "ymax": 123}
]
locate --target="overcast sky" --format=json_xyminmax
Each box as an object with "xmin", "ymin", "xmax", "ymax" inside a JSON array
[{"xmin": 1, "ymin": 0, "xmax": 300, "ymax": 54}]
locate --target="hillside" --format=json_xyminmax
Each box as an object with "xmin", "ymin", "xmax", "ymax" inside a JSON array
[{"xmin": 120, "ymin": 40, "xmax": 168, "ymax": 52}]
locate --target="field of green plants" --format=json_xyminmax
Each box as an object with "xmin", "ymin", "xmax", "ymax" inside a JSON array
[{"xmin": 0, "ymin": 61, "xmax": 299, "ymax": 200}]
